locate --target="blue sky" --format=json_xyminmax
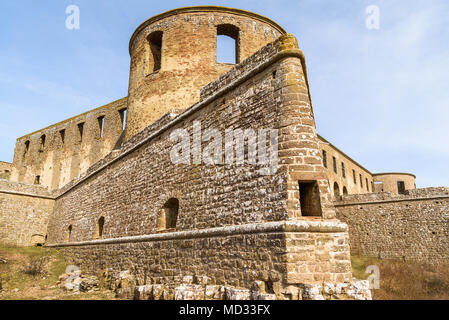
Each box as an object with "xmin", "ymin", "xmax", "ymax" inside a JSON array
[{"xmin": 0, "ymin": 0, "xmax": 448, "ymax": 187}]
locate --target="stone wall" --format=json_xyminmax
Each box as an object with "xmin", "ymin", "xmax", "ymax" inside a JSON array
[
  {"xmin": 43, "ymin": 34, "xmax": 365, "ymax": 299},
  {"xmin": 335, "ymin": 187, "xmax": 449, "ymax": 264},
  {"xmin": 125, "ymin": 6, "xmax": 285, "ymax": 141},
  {"xmin": 10, "ymin": 98, "xmax": 127, "ymax": 190},
  {"xmin": 318, "ymin": 135, "xmax": 374, "ymax": 198},
  {"xmin": 0, "ymin": 180, "xmax": 54, "ymax": 246},
  {"xmin": 0, "ymin": 161, "xmax": 11, "ymax": 180}
]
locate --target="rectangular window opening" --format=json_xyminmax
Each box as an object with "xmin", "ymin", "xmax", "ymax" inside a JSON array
[
  {"xmin": 341, "ymin": 162, "xmax": 346, "ymax": 178},
  {"xmin": 353, "ymin": 170, "xmax": 356, "ymax": 184},
  {"xmin": 34, "ymin": 175, "xmax": 41, "ymax": 185},
  {"xmin": 298, "ymin": 181, "xmax": 322, "ymax": 217},
  {"xmin": 397, "ymin": 181, "xmax": 406, "ymax": 195},
  {"xmin": 148, "ymin": 31, "xmax": 163, "ymax": 72},
  {"xmin": 98, "ymin": 116, "xmax": 105, "ymax": 138},
  {"xmin": 332, "ymin": 157, "xmax": 337, "ymax": 174},
  {"xmin": 119, "ymin": 108, "xmax": 127, "ymax": 131},
  {"xmin": 59, "ymin": 130, "xmax": 65, "ymax": 144},
  {"xmin": 78, "ymin": 122, "xmax": 85, "ymax": 143},
  {"xmin": 322, "ymin": 150, "xmax": 327, "ymax": 168},
  {"xmin": 360, "ymin": 174, "xmax": 363, "ymax": 188}
]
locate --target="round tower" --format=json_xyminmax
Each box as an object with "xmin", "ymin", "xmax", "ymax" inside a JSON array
[{"xmin": 124, "ymin": 6, "xmax": 286, "ymax": 141}]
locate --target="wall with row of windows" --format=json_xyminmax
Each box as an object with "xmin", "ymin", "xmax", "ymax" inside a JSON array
[
  {"xmin": 10, "ymin": 98, "xmax": 127, "ymax": 190},
  {"xmin": 318, "ymin": 135, "xmax": 375, "ymax": 199},
  {"xmin": 64, "ymin": 198, "xmax": 179, "ymax": 243}
]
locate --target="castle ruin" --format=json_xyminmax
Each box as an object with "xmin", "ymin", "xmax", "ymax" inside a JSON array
[{"xmin": 1, "ymin": 6, "xmax": 448, "ymax": 300}]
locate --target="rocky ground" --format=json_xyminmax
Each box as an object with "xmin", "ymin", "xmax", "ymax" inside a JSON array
[{"xmin": 1, "ymin": 246, "xmax": 448, "ymax": 300}]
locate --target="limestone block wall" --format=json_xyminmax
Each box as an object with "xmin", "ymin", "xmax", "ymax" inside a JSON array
[
  {"xmin": 0, "ymin": 180, "xmax": 54, "ymax": 246},
  {"xmin": 9, "ymin": 98, "xmax": 127, "ymax": 190},
  {"xmin": 373, "ymin": 173, "xmax": 416, "ymax": 194},
  {"xmin": 335, "ymin": 187, "xmax": 449, "ymax": 264},
  {"xmin": 319, "ymin": 135, "xmax": 374, "ymax": 198},
  {"xmin": 45, "ymin": 34, "xmax": 355, "ymax": 297},
  {"xmin": 0, "ymin": 161, "xmax": 11, "ymax": 180},
  {"xmin": 125, "ymin": 6, "xmax": 286, "ymax": 141}
]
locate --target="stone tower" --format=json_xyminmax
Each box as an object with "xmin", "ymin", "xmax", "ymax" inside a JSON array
[{"xmin": 124, "ymin": 6, "xmax": 285, "ymax": 140}]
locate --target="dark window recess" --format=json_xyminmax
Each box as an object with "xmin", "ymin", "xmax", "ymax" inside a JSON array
[
  {"xmin": 78, "ymin": 123, "xmax": 84, "ymax": 142},
  {"xmin": 333, "ymin": 182, "xmax": 340, "ymax": 199},
  {"xmin": 39, "ymin": 135, "xmax": 46, "ymax": 151},
  {"xmin": 217, "ymin": 24, "xmax": 240, "ymax": 64},
  {"xmin": 34, "ymin": 175, "xmax": 41, "ymax": 185},
  {"xmin": 333, "ymin": 157, "xmax": 337, "ymax": 174},
  {"xmin": 298, "ymin": 181, "xmax": 322, "ymax": 217},
  {"xmin": 148, "ymin": 31, "xmax": 163, "ymax": 72},
  {"xmin": 397, "ymin": 181, "xmax": 406, "ymax": 194},
  {"xmin": 341, "ymin": 162, "xmax": 346, "ymax": 178},
  {"xmin": 98, "ymin": 116, "xmax": 105, "ymax": 138},
  {"xmin": 23, "ymin": 140, "xmax": 30, "ymax": 157},
  {"xmin": 67, "ymin": 225, "xmax": 72, "ymax": 242},
  {"xmin": 119, "ymin": 108, "xmax": 127, "ymax": 131},
  {"xmin": 322, "ymin": 150, "xmax": 327, "ymax": 168},
  {"xmin": 366, "ymin": 178, "xmax": 369, "ymax": 191},
  {"xmin": 97, "ymin": 216, "xmax": 105, "ymax": 238},
  {"xmin": 360, "ymin": 174, "xmax": 363, "ymax": 188},
  {"xmin": 353, "ymin": 170, "xmax": 356, "ymax": 184},
  {"xmin": 60, "ymin": 130, "xmax": 65, "ymax": 144},
  {"xmin": 159, "ymin": 198, "xmax": 179, "ymax": 230}
]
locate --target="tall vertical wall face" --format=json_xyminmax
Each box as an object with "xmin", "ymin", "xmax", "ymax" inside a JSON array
[
  {"xmin": 124, "ymin": 6, "xmax": 286, "ymax": 141},
  {"xmin": 9, "ymin": 98, "xmax": 127, "ymax": 190},
  {"xmin": 45, "ymin": 34, "xmax": 369, "ymax": 299},
  {"xmin": 335, "ymin": 188, "xmax": 449, "ymax": 264},
  {"xmin": 0, "ymin": 181, "xmax": 54, "ymax": 246}
]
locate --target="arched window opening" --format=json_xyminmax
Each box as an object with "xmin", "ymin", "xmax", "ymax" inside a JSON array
[
  {"xmin": 217, "ymin": 24, "xmax": 240, "ymax": 64},
  {"xmin": 96, "ymin": 216, "xmax": 105, "ymax": 239},
  {"xmin": 343, "ymin": 187, "xmax": 348, "ymax": 195},
  {"xmin": 148, "ymin": 31, "xmax": 163, "ymax": 73},
  {"xmin": 158, "ymin": 198, "xmax": 179, "ymax": 230},
  {"xmin": 333, "ymin": 182, "xmax": 340, "ymax": 199},
  {"xmin": 66, "ymin": 225, "xmax": 73, "ymax": 243}
]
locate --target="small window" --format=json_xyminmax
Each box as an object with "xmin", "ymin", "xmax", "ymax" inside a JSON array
[
  {"xmin": 322, "ymin": 150, "xmax": 327, "ymax": 168},
  {"xmin": 341, "ymin": 162, "xmax": 346, "ymax": 178},
  {"xmin": 158, "ymin": 198, "xmax": 179, "ymax": 230},
  {"xmin": 353, "ymin": 170, "xmax": 356, "ymax": 184},
  {"xmin": 217, "ymin": 24, "xmax": 240, "ymax": 64},
  {"xmin": 298, "ymin": 181, "xmax": 322, "ymax": 217},
  {"xmin": 96, "ymin": 216, "xmax": 105, "ymax": 239},
  {"xmin": 60, "ymin": 129, "xmax": 66, "ymax": 144},
  {"xmin": 23, "ymin": 140, "xmax": 30, "ymax": 157},
  {"xmin": 360, "ymin": 174, "xmax": 363, "ymax": 188},
  {"xmin": 366, "ymin": 178, "xmax": 369, "ymax": 191},
  {"xmin": 343, "ymin": 186, "xmax": 348, "ymax": 195},
  {"xmin": 39, "ymin": 135, "xmax": 46, "ymax": 151},
  {"xmin": 397, "ymin": 181, "xmax": 406, "ymax": 194},
  {"xmin": 78, "ymin": 122, "xmax": 85, "ymax": 143},
  {"xmin": 98, "ymin": 116, "xmax": 105, "ymax": 138},
  {"xmin": 66, "ymin": 225, "xmax": 72, "ymax": 243},
  {"xmin": 119, "ymin": 108, "xmax": 127, "ymax": 131},
  {"xmin": 147, "ymin": 31, "xmax": 163, "ymax": 73},
  {"xmin": 332, "ymin": 157, "xmax": 337, "ymax": 174},
  {"xmin": 34, "ymin": 175, "xmax": 41, "ymax": 185},
  {"xmin": 333, "ymin": 182, "xmax": 340, "ymax": 199}
]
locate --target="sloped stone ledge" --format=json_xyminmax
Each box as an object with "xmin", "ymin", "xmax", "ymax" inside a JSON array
[{"xmin": 47, "ymin": 220, "xmax": 348, "ymax": 248}]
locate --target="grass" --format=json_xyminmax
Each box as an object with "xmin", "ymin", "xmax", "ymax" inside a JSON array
[
  {"xmin": 351, "ymin": 255, "xmax": 449, "ymax": 300},
  {"xmin": 0, "ymin": 245, "xmax": 117, "ymax": 300},
  {"xmin": 2, "ymin": 245, "xmax": 448, "ymax": 300}
]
